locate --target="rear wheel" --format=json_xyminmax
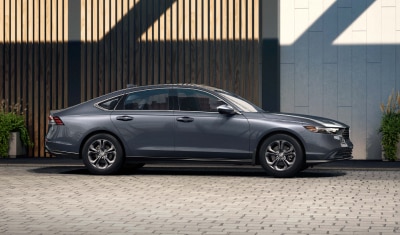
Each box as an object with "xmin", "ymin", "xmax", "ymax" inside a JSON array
[
  {"xmin": 259, "ymin": 134, "xmax": 304, "ymax": 178},
  {"xmin": 82, "ymin": 134, "xmax": 125, "ymax": 175}
]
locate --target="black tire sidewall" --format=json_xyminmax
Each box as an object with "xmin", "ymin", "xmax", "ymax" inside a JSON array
[
  {"xmin": 259, "ymin": 134, "xmax": 304, "ymax": 178},
  {"xmin": 82, "ymin": 134, "xmax": 125, "ymax": 175}
]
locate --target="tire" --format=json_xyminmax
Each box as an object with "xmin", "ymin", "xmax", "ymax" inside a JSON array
[
  {"xmin": 82, "ymin": 134, "xmax": 125, "ymax": 175},
  {"xmin": 259, "ymin": 134, "xmax": 304, "ymax": 178}
]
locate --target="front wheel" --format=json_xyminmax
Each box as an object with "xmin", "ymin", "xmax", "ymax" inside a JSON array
[
  {"xmin": 82, "ymin": 134, "xmax": 125, "ymax": 175},
  {"xmin": 259, "ymin": 134, "xmax": 304, "ymax": 178}
]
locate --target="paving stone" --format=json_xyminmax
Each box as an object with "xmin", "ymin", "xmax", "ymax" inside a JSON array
[{"xmin": 1, "ymin": 166, "xmax": 400, "ymax": 234}]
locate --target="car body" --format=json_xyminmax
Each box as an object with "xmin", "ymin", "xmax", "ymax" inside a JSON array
[{"xmin": 45, "ymin": 84, "xmax": 353, "ymax": 177}]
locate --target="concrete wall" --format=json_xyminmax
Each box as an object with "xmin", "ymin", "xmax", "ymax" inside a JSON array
[{"xmin": 279, "ymin": 0, "xmax": 400, "ymax": 160}]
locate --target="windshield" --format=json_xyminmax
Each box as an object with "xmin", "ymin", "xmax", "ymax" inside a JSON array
[{"xmin": 216, "ymin": 90, "xmax": 263, "ymax": 113}]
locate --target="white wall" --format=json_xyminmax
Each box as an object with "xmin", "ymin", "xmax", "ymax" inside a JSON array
[{"xmin": 280, "ymin": 0, "xmax": 400, "ymax": 160}]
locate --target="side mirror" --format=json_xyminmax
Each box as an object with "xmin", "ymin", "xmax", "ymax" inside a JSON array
[{"xmin": 217, "ymin": 105, "xmax": 236, "ymax": 115}]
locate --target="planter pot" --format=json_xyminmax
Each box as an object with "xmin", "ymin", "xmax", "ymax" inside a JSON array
[
  {"xmin": 381, "ymin": 142, "xmax": 400, "ymax": 161},
  {"xmin": 8, "ymin": 132, "xmax": 26, "ymax": 158}
]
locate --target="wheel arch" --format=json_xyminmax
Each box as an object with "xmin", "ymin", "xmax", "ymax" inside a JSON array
[
  {"xmin": 79, "ymin": 130, "xmax": 126, "ymax": 159},
  {"xmin": 253, "ymin": 130, "xmax": 306, "ymax": 165}
]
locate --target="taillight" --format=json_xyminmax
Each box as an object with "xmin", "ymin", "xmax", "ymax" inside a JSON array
[{"xmin": 49, "ymin": 115, "xmax": 64, "ymax": 125}]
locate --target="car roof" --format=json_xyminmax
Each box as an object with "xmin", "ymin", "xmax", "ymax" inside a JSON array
[
  {"xmin": 84, "ymin": 84, "xmax": 227, "ymax": 106},
  {"xmin": 130, "ymin": 83, "xmax": 218, "ymax": 90},
  {"xmin": 115, "ymin": 83, "xmax": 223, "ymax": 94}
]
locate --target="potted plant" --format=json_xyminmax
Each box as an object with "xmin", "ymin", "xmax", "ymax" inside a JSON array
[
  {"xmin": 0, "ymin": 99, "xmax": 33, "ymax": 158},
  {"xmin": 380, "ymin": 90, "xmax": 400, "ymax": 161}
]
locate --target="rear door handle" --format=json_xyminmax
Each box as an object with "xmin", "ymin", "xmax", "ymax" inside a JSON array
[
  {"xmin": 176, "ymin": 117, "xmax": 194, "ymax": 123},
  {"xmin": 116, "ymin": 116, "xmax": 134, "ymax": 121}
]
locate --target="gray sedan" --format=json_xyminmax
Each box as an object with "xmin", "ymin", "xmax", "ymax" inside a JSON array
[{"xmin": 45, "ymin": 84, "xmax": 352, "ymax": 177}]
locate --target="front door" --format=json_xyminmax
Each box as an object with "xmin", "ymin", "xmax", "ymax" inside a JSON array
[{"xmin": 173, "ymin": 88, "xmax": 251, "ymax": 161}]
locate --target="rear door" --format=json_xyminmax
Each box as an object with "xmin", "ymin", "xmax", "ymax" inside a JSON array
[
  {"xmin": 173, "ymin": 88, "xmax": 251, "ymax": 161},
  {"xmin": 110, "ymin": 88, "xmax": 175, "ymax": 157}
]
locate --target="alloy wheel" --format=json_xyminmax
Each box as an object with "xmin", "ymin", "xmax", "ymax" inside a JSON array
[
  {"xmin": 265, "ymin": 140, "xmax": 296, "ymax": 171},
  {"xmin": 87, "ymin": 139, "xmax": 117, "ymax": 170}
]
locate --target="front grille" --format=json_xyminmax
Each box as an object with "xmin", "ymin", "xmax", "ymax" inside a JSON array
[{"xmin": 342, "ymin": 128, "xmax": 350, "ymax": 139}]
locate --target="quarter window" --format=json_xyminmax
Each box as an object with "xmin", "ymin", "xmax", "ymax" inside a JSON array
[
  {"xmin": 98, "ymin": 97, "xmax": 121, "ymax": 110},
  {"xmin": 118, "ymin": 89, "xmax": 170, "ymax": 110}
]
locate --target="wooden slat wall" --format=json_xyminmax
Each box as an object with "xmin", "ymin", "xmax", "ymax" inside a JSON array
[
  {"xmin": 0, "ymin": 0, "xmax": 258, "ymax": 157},
  {"xmin": 0, "ymin": 0, "xmax": 68, "ymax": 157},
  {"xmin": 81, "ymin": 0, "xmax": 259, "ymax": 104}
]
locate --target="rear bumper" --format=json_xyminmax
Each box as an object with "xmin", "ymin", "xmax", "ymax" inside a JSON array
[{"xmin": 45, "ymin": 142, "xmax": 80, "ymax": 159}]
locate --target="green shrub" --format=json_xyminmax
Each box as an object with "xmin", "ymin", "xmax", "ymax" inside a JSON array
[
  {"xmin": 380, "ymin": 91, "xmax": 400, "ymax": 161},
  {"xmin": 0, "ymin": 100, "xmax": 33, "ymax": 157}
]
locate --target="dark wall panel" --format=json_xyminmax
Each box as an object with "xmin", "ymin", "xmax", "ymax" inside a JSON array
[
  {"xmin": 0, "ymin": 0, "xmax": 259, "ymax": 157},
  {"xmin": 0, "ymin": 0, "xmax": 68, "ymax": 157}
]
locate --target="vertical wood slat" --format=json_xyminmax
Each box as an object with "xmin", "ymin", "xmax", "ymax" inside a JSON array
[
  {"xmin": 33, "ymin": 0, "xmax": 40, "ymax": 157},
  {"xmin": 86, "ymin": 0, "xmax": 92, "ymax": 100},
  {"xmin": 22, "ymin": 0, "xmax": 28, "ymax": 117},
  {"xmin": 92, "ymin": 0, "xmax": 98, "ymax": 99},
  {"xmin": 0, "ymin": 0, "xmax": 3, "ymax": 102},
  {"xmin": 81, "ymin": 0, "xmax": 86, "ymax": 102},
  {"xmin": 64, "ymin": 0, "xmax": 68, "ymax": 109},
  {"xmin": 4, "ymin": 0, "xmax": 9, "ymax": 105},
  {"xmin": 58, "ymin": 0, "xmax": 64, "ymax": 108},
  {"xmin": 133, "ymin": 0, "xmax": 141, "ymax": 86},
  {"xmin": 110, "ymin": 0, "xmax": 117, "ymax": 91},
  {"xmin": 16, "ymin": 0, "xmax": 21, "ymax": 103},
  {"xmin": 44, "ymin": 0, "xmax": 51, "ymax": 157},
  {"xmin": 128, "ymin": 0, "xmax": 135, "ymax": 85},
  {"xmin": 122, "ymin": 1, "xmax": 129, "ymax": 86},
  {"xmin": 116, "ymin": 0, "xmax": 123, "ymax": 90},
  {"xmin": 10, "ymin": 0, "xmax": 16, "ymax": 105},
  {"xmin": 27, "ymin": 0, "xmax": 34, "ymax": 157},
  {"xmin": 104, "ymin": 0, "xmax": 111, "ymax": 93},
  {"xmin": 98, "ymin": 0, "xmax": 104, "ymax": 96}
]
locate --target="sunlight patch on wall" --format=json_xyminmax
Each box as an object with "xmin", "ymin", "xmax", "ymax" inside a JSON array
[
  {"xmin": 139, "ymin": 0, "xmax": 259, "ymax": 41},
  {"xmin": 280, "ymin": 0, "xmax": 335, "ymax": 46},
  {"xmin": 81, "ymin": 0, "xmax": 138, "ymax": 42},
  {"xmin": 0, "ymin": 0, "xmax": 68, "ymax": 43},
  {"xmin": 81, "ymin": 0, "xmax": 259, "ymax": 42},
  {"xmin": 280, "ymin": 0, "xmax": 400, "ymax": 46},
  {"xmin": 333, "ymin": 0, "xmax": 399, "ymax": 45}
]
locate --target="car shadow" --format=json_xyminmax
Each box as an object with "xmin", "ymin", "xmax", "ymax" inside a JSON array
[{"xmin": 30, "ymin": 165, "xmax": 347, "ymax": 178}]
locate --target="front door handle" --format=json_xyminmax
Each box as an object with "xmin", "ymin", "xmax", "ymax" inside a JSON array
[
  {"xmin": 176, "ymin": 117, "xmax": 194, "ymax": 123},
  {"xmin": 116, "ymin": 116, "xmax": 134, "ymax": 121}
]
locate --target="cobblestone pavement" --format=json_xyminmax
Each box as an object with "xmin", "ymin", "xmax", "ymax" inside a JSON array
[{"xmin": 0, "ymin": 165, "xmax": 399, "ymax": 235}]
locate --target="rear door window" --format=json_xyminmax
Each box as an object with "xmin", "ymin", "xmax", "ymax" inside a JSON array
[{"xmin": 116, "ymin": 89, "xmax": 171, "ymax": 111}]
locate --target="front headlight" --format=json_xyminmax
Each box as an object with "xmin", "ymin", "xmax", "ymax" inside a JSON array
[{"xmin": 304, "ymin": 126, "xmax": 340, "ymax": 134}]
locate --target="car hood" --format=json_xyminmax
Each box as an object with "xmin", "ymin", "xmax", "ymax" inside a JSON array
[{"xmin": 261, "ymin": 112, "xmax": 349, "ymax": 128}]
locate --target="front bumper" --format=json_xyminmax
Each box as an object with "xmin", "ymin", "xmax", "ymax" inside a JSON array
[
  {"xmin": 306, "ymin": 147, "xmax": 353, "ymax": 164},
  {"xmin": 302, "ymin": 128, "xmax": 353, "ymax": 164}
]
